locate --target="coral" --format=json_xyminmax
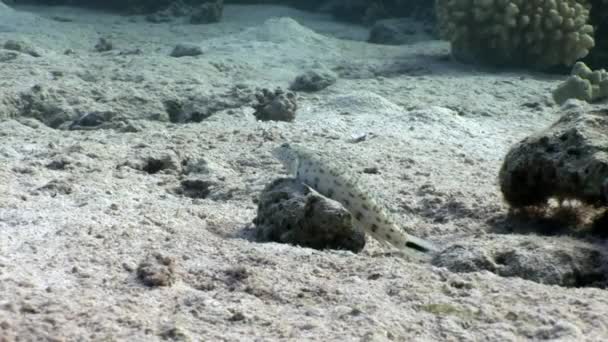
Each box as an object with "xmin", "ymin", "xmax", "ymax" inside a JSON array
[
  {"xmin": 436, "ymin": 0, "xmax": 595, "ymax": 68},
  {"xmin": 552, "ymin": 62, "xmax": 608, "ymax": 105}
]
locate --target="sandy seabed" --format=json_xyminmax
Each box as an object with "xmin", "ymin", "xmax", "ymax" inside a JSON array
[{"xmin": 1, "ymin": 3, "xmax": 608, "ymax": 341}]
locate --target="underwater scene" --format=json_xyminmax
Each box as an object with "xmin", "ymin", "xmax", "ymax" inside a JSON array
[{"xmin": 1, "ymin": 0, "xmax": 608, "ymax": 340}]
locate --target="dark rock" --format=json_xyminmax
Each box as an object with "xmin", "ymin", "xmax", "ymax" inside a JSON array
[
  {"xmin": 324, "ymin": 0, "xmax": 435, "ymax": 24},
  {"xmin": 368, "ymin": 18, "xmax": 432, "ymax": 45},
  {"xmin": 137, "ymin": 253, "xmax": 177, "ymax": 287},
  {"xmin": 432, "ymin": 236, "xmax": 608, "ymax": 288},
  {"xmin": 163, "ymin": 86, "xmax": 254, "ymax": 123},
  {"xmin": 123, "ymin": 153, "xmax": 181, "ymax": 175},
  {"xmin": 3, "ymin": 39, "xmax": 41, "ymax": 57},
  {"xmin": 94, "ymin": 37, "xmax": 113, "ymax": 52},
  {"xmin": 9, "ymin": 0, "xmax": 321, "ymax": 13},
  {"xmin": 178, "ymin": 179, "xmax": 215, "ymax": 199},
  {"xmin": 69, "ymin": 111, "xmax": 116, "ymax": 129},
  {"xmin": 254, "ymin": 178, "xmax": 366, "ymax": 253},
  {"xmin": 190, "ymin": 0, "xmax": 223, "ymax": 24},
  {"xmin": 17, "ymin": 84, "xmax": 73, "ymax": 128},
  {"xmin": 145, "ymin": 11, "xmax": 173, "ymax": 23},
  {"xmin": 289, "ymin": 69, "xmax": 337, "ymax": 92},
  {"xmin": 0, "ymin": 50, "xmax": 18, "ymax": 62},
  {"xmin": 145, "ymin": 0, "xmax": 189, "ymax": 22},
  {"xmin": 499, "ymin": 107, "xmax": 608, "ymax": 208},
  {"xmin": 252, "ymin": 88, "xmax": 297, "ymax": 122},
  {"xmin": 170, "ymin": 43, "xmax": 203, "ymax": 57},
  {"xmin": 35, "ymin": 179, "xmax": 73, "ymax": 196}
]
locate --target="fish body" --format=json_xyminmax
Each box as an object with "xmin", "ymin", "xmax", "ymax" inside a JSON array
[{"xmin": 272, "ymin": 143, "xmax": 437, "ymax": 255}]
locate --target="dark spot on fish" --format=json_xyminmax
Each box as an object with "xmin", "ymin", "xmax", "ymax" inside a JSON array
[
  {"xmin": 319, "ymin": 169, "xmax": 325, "ymax": 174},
  {"xmin": 348, "ymin": 192, "xmax": 355, "ymax": 198},
  {"xmin": 333, "ymin": 179, "xmax": 342, "ymax": 186},
  {"xmin": 406, "ymin": 241, "xmax": 430, "ymax": 253},
  {"xmin": 327, "ymin": 188, "xmax": 334, "ymax": 197},
  {"xmin": 385, "ymin": 233, "xmax": 392, "ymax": 240},
  {"xmin": 362, "ymin": 203, "xmax": 370, "ymax": 211},
  {"xmin": 355, "ymin": 211, "xmax": 364, "ymax": 220},
  {"xmin": 370, "ymin": 224, "xmax": 378, "ymax": 232},
  {"xmin": 343, "ymin": 199, "xmax": 350, "ymax": 206}
]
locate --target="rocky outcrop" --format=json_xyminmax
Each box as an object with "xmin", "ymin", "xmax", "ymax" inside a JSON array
[
  {"xmin": 499, "ymin": 105, "xmax": 608, "ymax": 209},
  {"xmin": 254, "ymin": 178, "xmax": 366, "ymax": 253}
]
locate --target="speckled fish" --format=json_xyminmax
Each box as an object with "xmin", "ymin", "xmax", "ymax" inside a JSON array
[{"xmin": 272, "ymin": 143, "xmax": 437, "ymax": 255}]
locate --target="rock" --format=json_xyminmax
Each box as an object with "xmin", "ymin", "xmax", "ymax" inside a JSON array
[
  {"xmin": 323, "ymin": 0, "xmax": 379, "ymax": 24},
  {"xmin": 69, "ymin": 111, "xmax": 116, "ymax": 130},
  {"xmin": 177, "ymin": 179, "xmax": 215, "ymax": 199},
  {"xmin": 289, "ymin": 69, "xmax": 337, "ymax": 92},
  {"xmin": 145, "ymin": 11, "xmax": 172, "ymax": 23},
  {"xmin": 159, "ymin": 326, "xmax": 191, "ymax": 341},
  {"xmin": 123, "ymin": 152, "xmax": 181, "ymax": 175},
  {"xmin": 252, "ymin": 88, "xmax": 297, "ymax": 122},
  {"xmin": 368, "ymin": 18, "xmax": 432, "ymax": 45},
  {"xmin": 254, "ymin": 178, "xmax": 366, "ymax": 253},
  {"xmin": 190, "ymin": 0, "xmax": 223, "ymax": 24},
  {"xmin": 0, "ymin": 50, "xmax": 18, "ymax": 62},
  {"xmin": 432, "ymin": 235, "xmax": 608, "ymax": 287},
  {"xmin": 3, "ymin": 39, "xmax": 41, "ymax": 57},
  {"xmin": 16, "ymin": 84, "xmax": 74, "ymax": 128},
  {"xmin": 136, "ymin": 253, "xmax": 177, "ymax": 287},
  {"xmin": 322, "ymin": 0, "xmax": 434, "ymax": 24},
  {"xmin": 94, "ymin": 37, "xmax": 113, "ymax": 52},
  {"xmin": 145, "ymin": 1, "xmax": 189, "ymax": 23},
  {"xmin": 499, "ymin": 106, "xmax": 608, "ymax": 208},
  {"xmin": 170, "ymin": 43, "xmax": 203, "ymax": 57},
  {"xmin": 163, "ymin": 86, "xmax": 254, "ymax": 123}
]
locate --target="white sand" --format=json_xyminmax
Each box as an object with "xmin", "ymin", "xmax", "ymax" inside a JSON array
[{"xmin": 1, "ymin": 4, "xmax": 607, "ymax": 341}]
